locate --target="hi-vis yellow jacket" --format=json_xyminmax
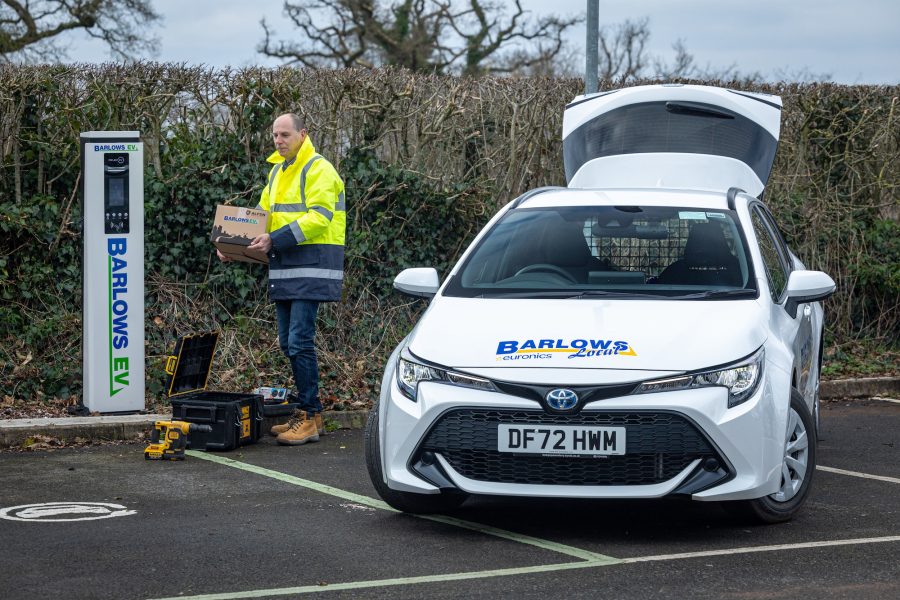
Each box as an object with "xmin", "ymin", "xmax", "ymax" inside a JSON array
[{"xmin": 256, "ymin": 136, "xmax": 346, "ymax": 302}]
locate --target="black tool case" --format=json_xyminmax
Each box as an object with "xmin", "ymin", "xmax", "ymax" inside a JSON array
[{"xmin": 165, "ymin": 332, "xmax": 264, "ymax": 451}]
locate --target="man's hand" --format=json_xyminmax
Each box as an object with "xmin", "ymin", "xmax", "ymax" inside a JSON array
[
  {"xmin": 248, "ymin": 233, "xmax": 272, "ymax": 253},
  {"xmin": 216, "ymin": 249, "xmax": 233, "ymax": 262}
]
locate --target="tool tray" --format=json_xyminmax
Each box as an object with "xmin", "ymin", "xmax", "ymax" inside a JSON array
[
  {"xmin": 254, "ymin": 386, "xmax": 302, "ymax": 418},
  {"xmin": 165, "ymin": 332, "xmax": 263, "ymax": 451},
  {"xmin": 261, "ymin": 399, "xmax": 302, "ymax": 418}
]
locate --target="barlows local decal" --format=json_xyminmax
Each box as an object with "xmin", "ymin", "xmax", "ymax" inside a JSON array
[
  {"xmin": 496, "ymin": 338, "xmax": 637, "ymax": 361},
  {"xmin": 108, "ymin": 238, "xmax": 130, "ymax": 396}
]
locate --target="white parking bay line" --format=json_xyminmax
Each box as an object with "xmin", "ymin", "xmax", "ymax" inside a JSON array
[
  {"xmin": 148, "ymin": 560, "xmax": 609, "ymax": 600},
  {"xmin": 621, "ymin": 535, "xmax": 900, "ymax": 564},
  {"xmin": 148, "ymin": 535, "xmax": 900, "ymax": 600},
  {"xmin": 817, "ymin": 465, "xmax": 900, "ymax": 485},
  {"xmin": 873, "ymin": 396, "xmax": 900, "ymax": 404},
  {"xmin": 186, "ymin": 451, "xmax": 616, "ymax": 563},
  {"xmin": 418, "ymin": 513, "xmax": 615, "ymax": 562},
  {"xmin": 180, "ymin": 453, "xmax": 900, "ymax": 600}
]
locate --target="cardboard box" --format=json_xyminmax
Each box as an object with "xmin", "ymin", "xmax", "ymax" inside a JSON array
[{"xmin": 211, "ymin": 205, "xmax": 269, "ymax": 264}]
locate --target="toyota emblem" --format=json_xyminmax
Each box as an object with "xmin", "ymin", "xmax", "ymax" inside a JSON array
[{"xmin": 546, "ymin": 388, "xmax": 578, "ymax": 410}]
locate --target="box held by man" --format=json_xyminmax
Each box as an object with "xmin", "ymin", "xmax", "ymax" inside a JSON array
[{"xmin": 211, "ymin": 205, "xmax": 269, "ymax": 264}]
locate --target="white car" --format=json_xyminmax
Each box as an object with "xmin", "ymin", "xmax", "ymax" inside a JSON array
[{"xmin": 365, "ymin": 84, "xmax": 835, "ymax": 524}]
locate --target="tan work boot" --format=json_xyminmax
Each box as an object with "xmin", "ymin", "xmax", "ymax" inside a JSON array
[
  {"xmin": 271, "ymin": 411, "xmax": 325, "ymax": 436},
  {"xmin": 314, "ymin": 412, "xmax": 325, "ymax": 435},
  {"xmin": 270, "ymin": 409, "xmax": 304, "ymax": 437},
  {"xmin": 276, "ymin": 412, "xmax": 320, "ymax": 446}
]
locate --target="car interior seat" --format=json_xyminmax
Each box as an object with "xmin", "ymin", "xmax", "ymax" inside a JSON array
[
  {"xmin": 657, "ymin": 222, "xmax": 742, "ymax": 286},
  {"xmin": 538, "ymin": 220, "xmax": 610, "ymax": 282}
]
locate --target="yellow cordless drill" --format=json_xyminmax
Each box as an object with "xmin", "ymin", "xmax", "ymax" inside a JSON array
[{"xmin": 144, "ymin": 421, "xmax": 213, "ymax": 460}]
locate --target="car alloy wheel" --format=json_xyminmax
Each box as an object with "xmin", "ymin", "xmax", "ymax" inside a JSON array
[
  {"xmin": 770, "ymin": 405, "xmax": 809, "ymax": 503},
  {"xmin": 724, "ymin": 390, "xmax": 816, "ymax": 524}
]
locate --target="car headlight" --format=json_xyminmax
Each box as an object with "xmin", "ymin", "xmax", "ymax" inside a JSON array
[
  {"xmin": 396, "ymin": 352, "xmax": 496, "ymax": 401},
  {"xmin": 633, "ymin": 347, "xmax": 764, "ymax": 408}
]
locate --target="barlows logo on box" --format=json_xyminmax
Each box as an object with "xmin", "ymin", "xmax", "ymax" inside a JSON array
[
  {"xmin": 223, "ymin": 215, "xmax": 260, "ymax": 224},
  {"xmin": 495, "ymin": 338, "xmax": 637, "ymax": 361},
  {"xmin": 211, "ymin": 205, "xmax": 270, "ymax": 265}
]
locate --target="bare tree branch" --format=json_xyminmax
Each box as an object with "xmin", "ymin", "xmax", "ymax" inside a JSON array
[
  {"xmin": 654, "ymin": 39, "xmax": 695, "ymax": 79},
  {"xmin": 0, "ymin": 0, "xmax": 160, "ymax": 62},
  {"xmin": 259, "ymin": 1, "xmax": 372, "ymax": 69},
  {"xmin": 595, "ymin": 17, "xmax": 650, "ymax": 81},
  {"xmin": 258, "ymin": 0, "xmax": 579, "ymax": 76},
  {"xmin": 587, "ymin": 18, "xmax": 760, "ymax": 83},
  {"xmin": 453, "ymin": 0, "xmax": 579, "ymax": 76}
]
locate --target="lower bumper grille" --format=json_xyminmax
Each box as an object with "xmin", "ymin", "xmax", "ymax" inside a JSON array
[{"xmin": 417, "ymin": 409, "xmax": 722, "ymax": 486}]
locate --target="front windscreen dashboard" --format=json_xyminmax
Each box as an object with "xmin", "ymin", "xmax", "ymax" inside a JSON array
[{"xmin": 442, "ymin": 204, "xmax": 757, "ymax": 300}]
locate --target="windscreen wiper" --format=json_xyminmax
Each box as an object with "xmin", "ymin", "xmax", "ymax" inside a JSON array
[
  {"xmin": 676, "ymin": 289, "xmax": 757, "ymax": 300},
  {"xmin": 572, "ymin": 291, "xmax": 663, "ymax": 299},
  {"xmin": 476, "ymin": 291, "xmax": 585, "ymax": 299},
  {"xmin": 476, "ymin": 290, "xmax": 648, "ymax": 299}
]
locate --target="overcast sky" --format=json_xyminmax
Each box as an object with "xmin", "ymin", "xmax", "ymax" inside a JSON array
[{"xmin": 62, "ymin": 0, "xmax": 899, "ymax": 84}]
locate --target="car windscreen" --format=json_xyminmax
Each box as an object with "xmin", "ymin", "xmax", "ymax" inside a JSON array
[{"xmin": 443, "ymin": 205, "xmax": 757, "ymax": 299}]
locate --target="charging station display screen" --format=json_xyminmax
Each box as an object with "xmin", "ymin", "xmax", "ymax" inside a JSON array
[
  {"xmin": 103, "ymin": 153, "xmax": 130, "ymax": 233},
  {"xmin": 108, "ymin": 178, "xmax": 126, "ymax": 206}
]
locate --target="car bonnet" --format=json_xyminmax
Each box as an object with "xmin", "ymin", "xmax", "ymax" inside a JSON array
[{"xmin": 407, "ymin": 296, "xmax": 767, "ymax": 374}]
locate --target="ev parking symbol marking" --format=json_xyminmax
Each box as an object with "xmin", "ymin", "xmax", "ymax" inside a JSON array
[{"xmin": 0, "ymin": 502, "xmax": 136, "ymax": 522}]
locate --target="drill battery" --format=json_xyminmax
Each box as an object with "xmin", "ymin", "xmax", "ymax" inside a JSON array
[{"xmin": 144, "ymin": 421, "xmax": 213, "ymax": 460}]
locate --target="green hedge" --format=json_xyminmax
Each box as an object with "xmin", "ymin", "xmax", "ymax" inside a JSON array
[{"xmin": 0, "ymin": 64, "xmax": 897, "ymax": 405}]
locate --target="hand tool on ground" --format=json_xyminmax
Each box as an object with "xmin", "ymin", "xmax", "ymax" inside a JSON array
[{"xmin": 144, "ymin": 420, "xmax": 212, "ymax": 460}]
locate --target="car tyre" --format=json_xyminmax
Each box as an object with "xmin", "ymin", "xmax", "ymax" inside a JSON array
[
  {"xmin": 365, "ymin": 401, "xmax": 467, "ymax": 514},
  {"xmin": 726, "ymin": 389, "xmax": 816, "ymax": 524}
]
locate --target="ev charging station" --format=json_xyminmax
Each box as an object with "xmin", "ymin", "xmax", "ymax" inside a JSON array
[{"xmin": 80, "ymin": 131, "xmax": 145, "ymax": 413}]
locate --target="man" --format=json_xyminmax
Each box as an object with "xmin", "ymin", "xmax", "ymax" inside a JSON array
[{"xmin": 218, "ymin": 112, "xmax": 345, "ymax": 446}]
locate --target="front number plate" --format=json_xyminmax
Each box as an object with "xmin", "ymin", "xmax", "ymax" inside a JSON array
[{"xmin": 498, "ymin": 425, "xmax": 626, "ymax": 456}]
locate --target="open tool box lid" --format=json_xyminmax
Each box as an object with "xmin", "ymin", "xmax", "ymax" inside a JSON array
[{"xmin": 165, "ymin": 332, "xmax": 219, "ymax": 397}]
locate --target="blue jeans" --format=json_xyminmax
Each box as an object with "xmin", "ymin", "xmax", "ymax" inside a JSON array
[{"xmin": 275, "ymin": 299, "xmax": 321, "ymax": 414}]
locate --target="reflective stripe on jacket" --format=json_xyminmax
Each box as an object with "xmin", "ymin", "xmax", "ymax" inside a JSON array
[{"xmin": 257, "ymin": 136, "xmax": 346, "ymax": 302}]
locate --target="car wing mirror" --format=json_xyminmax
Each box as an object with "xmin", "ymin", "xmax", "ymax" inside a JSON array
[
  {"xmin": 393, "ymin": 267, "xmax": 440, "ymax": 299},
  {"xmin": 785, "ymin": 270, "xmax": 836, "ymax": 318}
]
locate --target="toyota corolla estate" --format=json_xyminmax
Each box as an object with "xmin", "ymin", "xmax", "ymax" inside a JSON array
[{"xmin": 365, "ymin": 84, "xmax": 835, "ymax": 524}]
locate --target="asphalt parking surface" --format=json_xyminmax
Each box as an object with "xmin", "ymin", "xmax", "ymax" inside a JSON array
[{"xmin": 0, "ymin": 399, "xmax": 898, "ymax": 600}]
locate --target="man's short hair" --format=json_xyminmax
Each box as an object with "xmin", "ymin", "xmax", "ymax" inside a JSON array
[{"xmin": 285, "ymin": 112, "xmax": 304, "ymax": 131}]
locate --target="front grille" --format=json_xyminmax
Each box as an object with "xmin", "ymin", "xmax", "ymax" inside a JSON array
[{"xmin": 417, "ymin": 408, "xmax": 720, "ymax": 486}]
